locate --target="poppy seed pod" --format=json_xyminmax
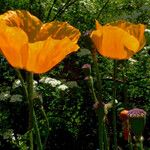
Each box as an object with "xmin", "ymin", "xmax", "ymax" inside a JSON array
[{"xmin": 128, "ymin": 108, "xmax": 146, "ymax": 137}]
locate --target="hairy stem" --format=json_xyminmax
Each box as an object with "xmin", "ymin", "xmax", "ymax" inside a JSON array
[
  {"xmin": 27, "ymin": 72, "xmax": 34, "ymax": 150},
  {"xmin": 33, "ymin": 109, "xmax": 43, "ymax": 150},
  {"xmin": 112, "ymin": 60, "xmax": 117, "ymax": 150}
]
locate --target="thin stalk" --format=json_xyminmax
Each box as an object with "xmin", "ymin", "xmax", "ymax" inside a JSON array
[
  {"xmin": 87, "ymin": 76, "xmax": 98, "ymax": 102},
  {"xmin": 135, "ymin": 136, "xmax": 144, "ymax": 150},
  {"xmin": 91, "ymin": 49, "xmax": 102, "ymax": 101},
  {"xmin": 87, "ymin": 76, "xmax": 104, "ymax": 150},
  {"xmin": 33, "ymin": 109, "xmax": 43, "ymax": 150},
  {"xmin": 91, "ymin": 49, "xmax": 108, "ymax": 150},
  {"xmin": 16, "ymin": 70, "xmax": 43, "ymax": 149},
  {"xmin": 46, "ymin": 0, "xmax": 57, "ymax": 21},
  {"xmin": 29, "ymin": 0, "xmax": 33, "ymax": 11},
  {"xmin": 40, "ymin": 106, "xmax": 50, "ymax": 149},
  {"xmin": 112, "ymin": 60, "xmax": 117, "ymax": 150},
  {"xmin": 51, "ymin": 0, "xmax": 76, "ymax": 21},
  {"xmin": 139, "ymin": 140, "xmax": 144, "ymax": 150},
  {"xmin": 27, "ymin": 72, "xmax": 34, "ymax": 150},
  {"xmin": 15, "ymin": 69, "xmax": 28, "ymax": 102},
  {"xmin": 97, "ymin": 109, "xmax": 104, "ymax": 150},
  {"xmin": 122, "ymin": 60, "xmax": 128, "ymax": 103},
  {"xmin": 128, "ymin": 133, "xmax": 133, "ymax": 150},
  {"xmin": 96, "ymin": 0, "xmax": 110, "ymax": 19},
  {"xmin": 103, "ymin": 123, "xmax": 109, "ymax": 150}
]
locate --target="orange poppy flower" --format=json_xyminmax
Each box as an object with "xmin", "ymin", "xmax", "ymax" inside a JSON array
[
  {"xmin": 90, "ymin": 20, "xmax": 146, "ymax": 59},
  {"xmin": 0, "ymin": 10, "xmax": 80, "ymax": 73}
]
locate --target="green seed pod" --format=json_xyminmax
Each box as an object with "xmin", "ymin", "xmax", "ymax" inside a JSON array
[{"xmin": 128, "ymin": 108, "xmax": 146, "ymax": 137}]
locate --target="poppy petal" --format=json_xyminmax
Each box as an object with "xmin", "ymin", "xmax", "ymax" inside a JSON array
[
  {"xmin": 90, "ymin": 20, "xmax": 146, "ymax": 60},
  {"xmin": 123, "ymin": 32, "xmax": 139, "ymax": 52},
  {"xmin": 90, "ymin": 30, "xmax": 103, "ymax": 51},
  {"xmin": 0, "ymin": 23, "xmax": 28, "ymax": 68},
  {"xmin": 0, "ymin": 10, "xmax": 42, "ymax": 42},
  {"xmin": 112, "ymin": 21, "xmax": 146, "ymax": 50},
  {"xmin": 95, "ymin": 20, "xmax": 102, "ymax": 30},
  {"xmin": 36, "ymin": 21, "xmax": 80, "ymax": 42},
  {"xmin": 27, "ymin": 37, "xmax": 79, "ymax": 73}
]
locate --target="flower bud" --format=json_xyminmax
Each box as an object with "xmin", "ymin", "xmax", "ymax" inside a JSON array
[
  {"xmin": 119, "ymin": 109, "xmax": 128, "ymax": 121},
  {"xmin": 82, "ymin": 64, "xmax": 91, "ymax": 76}
]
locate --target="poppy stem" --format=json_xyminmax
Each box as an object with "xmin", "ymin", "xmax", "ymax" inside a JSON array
[
  {"xmin": 27, "ymin": 72, "xmax": 43, "ymax": 150},
  {"xmin": 112, "ymin": 60, "xmax": 117, "ymax": 150},
  {"xmin": 15, "ymin": 69, "xmax": 28, "ymax": 101},
  {"xmin": 40, "ymin": 105, "xmax": 50, "ymax": 148},
  {"xmin": 87, "ymin": 75, "xmax": 104, "ymax": 150},
  {"xmin": 33, "ymin": 109, "xmax": 43, "ymax": 150},
  {"xmin": 27, "ymin": 72, "xmax": 34, "ymax": 150},
  {"xmin": 103, "ymin": 123, "xmax": 109, "ymax": 150},
  {"xmin": 128, "ymin": 133, "xmax": 133, "ymax": 150},
  {"xmin": 91, "ymin": 49, "xmax": 109, "ymax": 150},
  {"xmin": 134, "ymin": 136, "xmax": 144, "ymax": 150}
]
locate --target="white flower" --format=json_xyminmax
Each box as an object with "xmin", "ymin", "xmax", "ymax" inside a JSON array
[
  {"xmin": 129, "ymin": 58, "xmax": 137, "ymax": 64},
  {"xmin": 0, "ymin": 91, "xmax": 11, "ymax": 101},
  {"xmin": 57, "ymin": 84, "xmax": 68, "ymax": 91},
  {"xmin": 10, "ymin": 94, "xmax": 23, "ymax": 102},
  {"xmin": 39, "ymin": 77, "xmax": 61, "ymax": 87},
  {"xmin": 33, "ymin": 80, "xmax": 38, "ymax": 89},
  {"xmin": 11, "ymin": 133, "xmax": 16, "ymax": 141},
  {"xmin": 12, "ymin": 79, "xmax": 21, "ymax": 89},
  {"xmin": 49, "ymin": 80, "xmax": 61, "ymax": 87},
  {"xmin": 13, "ymin": 79, "xmax": 38, "ymax": 89}
]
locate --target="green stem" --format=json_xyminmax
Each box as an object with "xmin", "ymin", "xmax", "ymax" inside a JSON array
[
  {"xmin": 15, "ymin": 69, "xmax": 28, "ymax": 101},
  {"xmin": 112, "ymin": 60, "xmax": 117, "ymax": 150},
  {"xmin": 16, "ymin": 70, "xmax": 43, "ymax": 149},
  {"xmin": 128, "ymin": 134, "xmax": 133, "ymax": 150},
  {"xmin": 33, "ymin": 109, "xmax": 43, "ymax": 150},
  {"xmin": 46, "ymin": 0, "xmax": 57, "ymax": 21},
  {"xmin": 135, "ymin": 136, "xmax": 144, "ymax": 150},
  {"xmin": 91, "ymin": 49, "xmax": 102, "ymax": 101},
  {"xmin": 90, "ymin": 49, "xmax": 107, "ymax": 150},
  {"xmin": 88, "ymin": 76, "xmax": 98, "ymax": 102},
  {"xmin": 88, "ymin": 76, "xmax": 104, "ymax": 150},
  {"xmin": 103, "ymin": 123, "xmax": 109, "ymax": 150},
  {"xmin": 27, "ymin": 72, "xmax": 34, "ymax": 150},
  {"xmin": 40, "ymin": 106, "xmax": 50, "ymax": 149},
  {"xmin": 97, "ymin": 108, "xmax": 104, "ymax": 150}
]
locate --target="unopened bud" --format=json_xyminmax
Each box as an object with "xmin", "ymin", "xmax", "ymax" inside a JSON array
[
  {"xmin": 82, "ymin": 64, "xmax": 91, "ymax": 76},
  {"xmin": 119, "ymin": 110, "xmax": 128, "ymax": 121}
]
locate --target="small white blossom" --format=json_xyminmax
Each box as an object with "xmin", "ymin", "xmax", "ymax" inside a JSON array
[
  {"xmin": 129, "ymin": 58, "xmax": 137, "ymax": 64},
  {"xmin": 39, "ymin": 77, "xmax": 61, "ymax": 87},
  {"xmin": 33, "ymin": 80, "xmax": 38, "ymax": 89},
  {"xmin": 49, "ymin": 80, "xmax": 61, "ymax": 87},
  {"xmin": 12, "ymin": 133, "xmax": 16, "ymax": 141},
  {"xmin": 10, "ymin": 94, "xmax": 23, "ymax": 102},
  {"xmin": 12, "ymin": 79, "xmax": 21, "ymax": 89},
  {"xmin": 115, "ymin": 99, "xmax": 118, "ymax": 104},
  {"xmin": 0, "ymin": 91, "xmax": 11, "ymax": 101},
  {"xmin": 57, "ymin": 84, "xmax": 68, "ymax": 91},
  {"xmin": 13, "ymin": 79, "xmax": 38, "ymax": 89},
  {"xmin": 3, "ymin": 129, "xmax": 14, "ymax": 140}
]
